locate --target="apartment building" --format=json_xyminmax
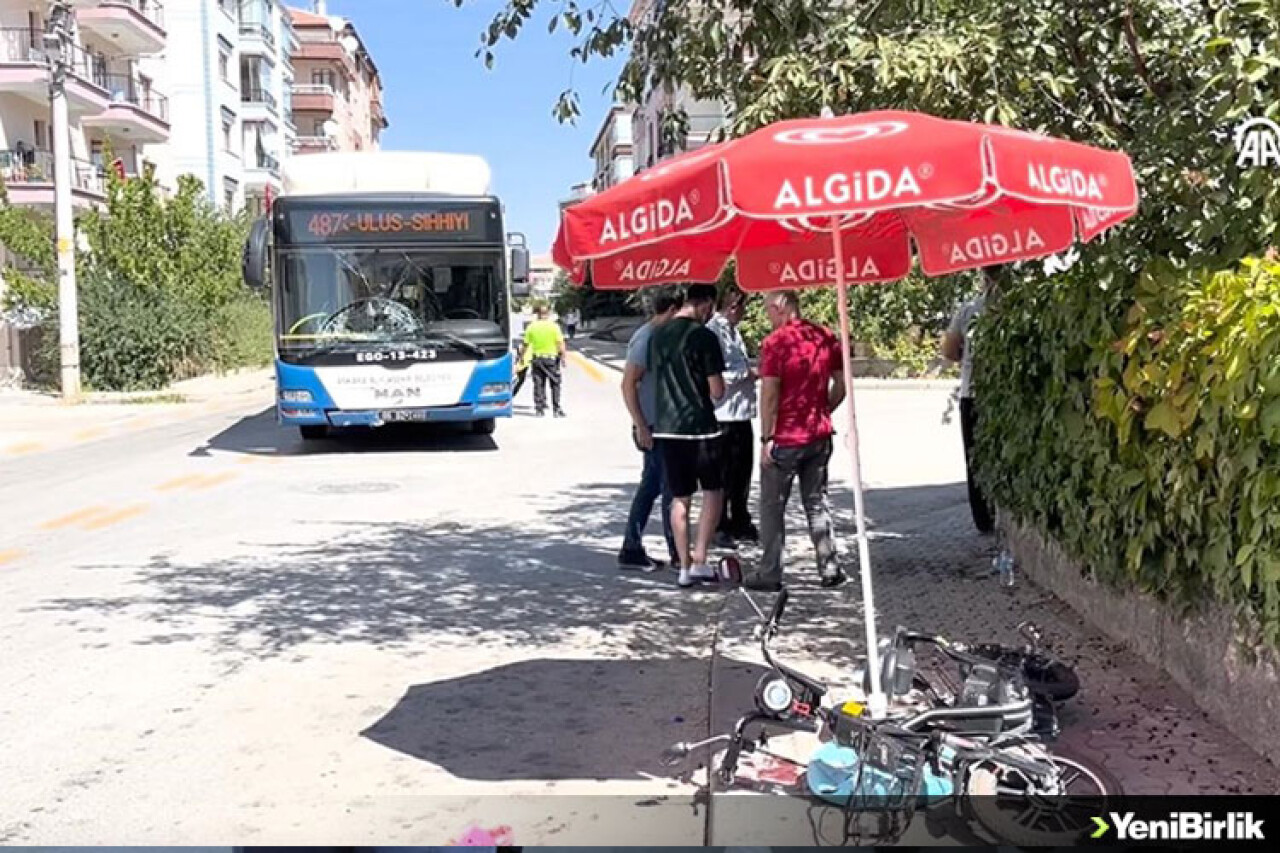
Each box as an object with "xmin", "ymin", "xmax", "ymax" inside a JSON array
[
  {"xmin": 1, "ymin": 0, "xmax": 171, "ymax": 210},
  {"xmin": 626, "ymin": 0, "xmax": 727, "ymax": 171},
  {"xmin": 588, "ymin": 103, "xmax": 632, "ymax": 191},
  {"xmin": 145, "ymin": 0, "xmax": 294, "ymax": 214},
  {"xmin": 287, "ymin": 1, "xmax": 384, "ymax": 156}
]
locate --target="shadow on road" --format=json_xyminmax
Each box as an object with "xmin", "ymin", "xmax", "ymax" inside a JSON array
[
  {"xmin": 188, "ymin": 407, "xmax": 501, "ymax": 458},
  {"xmin": 362, "ymin": 656, "xmax": 770, "ymax": 781}
]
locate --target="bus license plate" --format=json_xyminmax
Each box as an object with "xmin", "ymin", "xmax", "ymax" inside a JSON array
[{"xmin": 381, "ymin": 409, "xmax": 430, "ymax": 423}]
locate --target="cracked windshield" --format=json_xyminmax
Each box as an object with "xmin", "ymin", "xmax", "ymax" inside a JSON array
[
  {"xmin": 1, "ymin": 0, "xmax": 1278, "ymax": 848},
  {"xmin": 277, "ymin": 249, "xmax": 507, "ymax": 350}
]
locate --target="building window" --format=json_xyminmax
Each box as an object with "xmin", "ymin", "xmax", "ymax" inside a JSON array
[
  {"xmin": 223, "ymin": 178, "xmax": 238, "ymax": 211},
  {"xmin": 218, "ymin": 39, "xmax": 232, "ymax": 83},
  {"xmin": 33, "ymin": 120, "xmax": 48, "ymax": 150},
  {"xmin": 219, "ymin": 0, "xmax": 237, "ymax": 20},
  {"xmin": 312, "ymin": 119, "xmax": 327, "ymax": 137},
  {"xmin": 221, "ymin": 109, "xmax": 235, "ymax": 153},
  {"xmin": 311, "ymin": 69, "xmax": 337, "ymax": 91}
]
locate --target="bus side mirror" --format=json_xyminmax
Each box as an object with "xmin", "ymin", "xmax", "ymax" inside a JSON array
[
  {"xmin": 243, "ymin": 217, "xmax": 268, "ymax": 290},
  {"xmin": 510, "ymin": 246, "xmax": 530, "ymax": 297},
  {"xmin": 510, "ymin": 246, "xmax": 530, "ymax": 283}
]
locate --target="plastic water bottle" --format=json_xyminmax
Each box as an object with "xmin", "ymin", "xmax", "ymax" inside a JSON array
[{"xmin": 994, "ymin": 550, "xmax": 1015, "ymax": 587}]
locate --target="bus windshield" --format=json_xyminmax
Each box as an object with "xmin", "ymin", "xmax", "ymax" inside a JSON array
[{"xmin": 277, "ymin": 248, "xmax": 507, "ymax": 351}]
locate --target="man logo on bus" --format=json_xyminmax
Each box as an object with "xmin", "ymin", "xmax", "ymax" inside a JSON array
[{"xmin": 1235, "ymin": 117, "xmax": 1280, "ymax": 169}]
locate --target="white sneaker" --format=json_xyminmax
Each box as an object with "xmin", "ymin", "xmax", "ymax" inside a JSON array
[{"xmin": 677, "ymin": 568, "xmax": 695, "ymax": 588}]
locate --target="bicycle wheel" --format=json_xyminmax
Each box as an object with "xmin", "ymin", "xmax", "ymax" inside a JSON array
[{"xmin": 963, "ymin": 747, "xmax": 1118, "ymax": 846}]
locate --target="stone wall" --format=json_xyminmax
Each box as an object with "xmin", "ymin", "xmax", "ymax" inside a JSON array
[{"xmin": 1001, "ymin": 513, "xmax": 1280, "ymax": 765}]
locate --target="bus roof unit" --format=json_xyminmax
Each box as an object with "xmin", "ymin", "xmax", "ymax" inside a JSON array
[{"xmin": 281, "ymin": 151, "xmax": 493, "ymax": 198}]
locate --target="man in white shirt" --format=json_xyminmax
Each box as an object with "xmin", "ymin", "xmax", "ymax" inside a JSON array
[{"xmin": 706, "ymin": 289, "xmax": 759, "ymax": 547}]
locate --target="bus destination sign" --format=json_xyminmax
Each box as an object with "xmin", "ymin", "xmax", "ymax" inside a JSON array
[{"xmin": 278, "ymin": 199, "xmax": 502, "ymax": 245}]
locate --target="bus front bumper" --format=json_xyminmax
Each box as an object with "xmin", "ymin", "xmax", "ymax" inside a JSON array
[{"xmin": 278, "ymin": 402, "xmax": 512, "ymax": 427}]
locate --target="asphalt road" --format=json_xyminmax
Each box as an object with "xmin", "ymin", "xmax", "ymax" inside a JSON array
[{"xmin": 2, "ymin": 352, "xmax": 1277, "ymax": 844}]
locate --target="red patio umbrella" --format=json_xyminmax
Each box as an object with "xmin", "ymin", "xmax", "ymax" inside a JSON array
[{"xmin": 553, "ymin": 109, "xmax": 1138, "ymax": 716}]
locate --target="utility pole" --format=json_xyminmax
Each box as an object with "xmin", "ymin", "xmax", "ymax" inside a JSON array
[{"xmin": 45, "ymin": 1, "xmax": 80, "ymax": 401}]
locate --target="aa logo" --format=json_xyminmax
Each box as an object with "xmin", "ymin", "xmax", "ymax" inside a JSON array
[{"xmin": 1235, "ymin": 117, "xmax": 1280, "ymax": 169}]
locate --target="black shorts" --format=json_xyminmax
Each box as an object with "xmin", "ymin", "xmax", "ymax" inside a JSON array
[{"xmin": 658, "ymin": 436, "xmax": 725, "ymax": 498}]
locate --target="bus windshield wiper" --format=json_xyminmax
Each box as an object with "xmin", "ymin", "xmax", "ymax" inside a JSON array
[{"xmin": 422, "ymin": 331, "xmax": 487, "ymax": 358}]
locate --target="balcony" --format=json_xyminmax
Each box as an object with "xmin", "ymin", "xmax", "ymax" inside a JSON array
[
  {"xmin": 0, "ymin": 29, "xmax": 110, "ymax": 115},
  {"xmin": 81, "ymin": 74, "xmax": 170, "ymax": 143},
  {"xmin": 292, "ymin": 136, "xmax": 337, "ymax": 154},
  {"xmin": 238, "ymin": 19, "xmax": 276, "ymax": 54},
  {"xmin": 77, "ymin": 1, "xmax": 166, "ymax": 56},
  {"xmin": 0, "ymin": 149, "xmax": 106, "ymax": 207},
  {"xmin": 246, "ymin": 151, "xmax": 280, "ymax": 175},
  {"xmin": 290, "ymin": 83, "xmax": 334, "ymax": 114},
  {"xmin": 295, "ymin": 36, "xmax": 357, "ymax": 77},
  {"xmin": 241, "ymin": 85, "xmax": 278, "ymax": 118}
]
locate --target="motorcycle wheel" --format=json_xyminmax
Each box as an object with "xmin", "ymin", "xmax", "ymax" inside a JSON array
[{"xmin": 963, "ymin": 747, "xmax": 1119, "ymax": 846}]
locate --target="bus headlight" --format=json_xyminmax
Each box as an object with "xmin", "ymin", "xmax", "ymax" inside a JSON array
[
  {"xmin": 481, "ymin": 383, "xmax": 510, "ymax": 396},
  {"xmin": 280, "ymin": 389, "xmax": 313, "ymax": 403}
]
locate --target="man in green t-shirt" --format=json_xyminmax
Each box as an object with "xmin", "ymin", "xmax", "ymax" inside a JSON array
[
  {"xmin": 649, "ymin": 283, "xmax": 726, "ymax": 587},
  {"xmin": 523, "ymin": 304, "xmax": 566, "ymax": 417}
]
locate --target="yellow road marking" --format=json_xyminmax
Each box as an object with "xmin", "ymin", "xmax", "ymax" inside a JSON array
[
  {"xmin": 0, "ymin": 549, "xmax": 26, "ymax": 566},
  {"xmin": 3, "ymin": 441, "xmax": 45, "ymax": 456},
  {"xmin": 188, "ymin": 471, "xmax": 238, "ymax": 490},
  {"xmin": 567, "ymin": 351, "xmax": 606, "ymax": 383},
  {"xmin": 155, "ymin": 474, "xmax": 206, "ymax": 491},
  {"xmin": 80, "ymin": 504, "xmax": 148, "ymax": 531},
  {"xmin": 40, "ymin": 506, "xmax": 111, "ymax": 530},
  {"xmin": 73, "ymin": 427, "xmax": 106, "ymax": 441}
]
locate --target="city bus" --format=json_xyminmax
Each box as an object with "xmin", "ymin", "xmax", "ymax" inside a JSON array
[{"xmin": 242, "ymin": 151, "xmax": 530, "ymax": 440}]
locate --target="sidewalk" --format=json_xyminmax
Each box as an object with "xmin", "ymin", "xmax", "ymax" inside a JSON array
[
  {"xmin": 0, "ymin": 367, "xmax": 273, "ymax": 457},
  {"xmin": 690, "ymin": 447, "xmax": 1280, "ymax": 844}
]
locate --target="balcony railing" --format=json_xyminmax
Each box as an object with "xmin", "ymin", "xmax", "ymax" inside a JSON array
[
  {"xmin": 291, "ymin": 83, "xmax": 334, "ymax": 97},
  {"xmin": 292, "ymin": 136, "xmax": 337, "ymax": 152},
  {"xmin": 241, "ymin": 86, "xmax": 278, "ymax": 111},
  {"xmin": 1, "ymin": 149, "xmax": 105, "ymax": 196},
  {"xmin": 101, "ymin": 73, "xmax": 169, "ymax": 122},
  {"xmin": 239, "ymin": 21, "xmax": 275, "ymax": 49},
  {"xmin": 100, "ymin": 0, "xmax": 166, "ymax": 31},
  {"xmin": 251, "ymin": 153, "xmax": 280, "ymax": 175},
  {"xmin": 0, "ymin": 28, "xmax": 108, "ymax": 90}
]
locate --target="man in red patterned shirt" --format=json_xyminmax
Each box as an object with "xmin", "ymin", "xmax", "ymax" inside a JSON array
[{"xmin": 745, "ymin": 290, "xmax": 848, "ymax": 592}]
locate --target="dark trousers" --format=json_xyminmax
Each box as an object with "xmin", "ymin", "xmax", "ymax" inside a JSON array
[
  {"xmin": 717, "ymin": 420, "xmax": 754, "ymax": 533},
  {"xmin": 532, "ymin": 356, "xmax": 562, "ymax": 413},
  {"xmin": 622, "ymin": 434, "xmax": 678, "ymax": 562},
  {"xmin": 757, "ymin": 436, "xmax": 838, "ymax": 583},
  {"xmin": 959, "ymin": 397, "xmax": 995, "ymax": 533}
]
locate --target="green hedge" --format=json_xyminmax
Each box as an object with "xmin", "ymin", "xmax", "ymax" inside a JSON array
[
  {"xmin": 2, "ymin": 171, "xmax": 268, "ymax": 391},
  {"xmin": 976, "ymin": 257, "xmax": 1280, "ymax": 645}
]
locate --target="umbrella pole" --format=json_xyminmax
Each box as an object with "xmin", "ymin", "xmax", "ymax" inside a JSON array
[{"xmin": 830, "ymin": 224, "xmax": 887, "ymax": 719}]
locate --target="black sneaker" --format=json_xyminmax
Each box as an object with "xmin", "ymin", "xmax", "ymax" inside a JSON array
[
  {"xmin": 618, "ymin": 550, "xmax": 662, "ymax": 572},
  {"xmin": 736, "ymin": 523, "xmax": 760, "ymax": 543},
  {"xmin": 820, "ymin": 570, "xmax": 847, "ymax": 589},
  {"xmin": 535, "ymin": 409, "xmax": 546, "ymax": 417},
  {"xmin": 712, "ymin": 530, "xmax": 736, "ymax": 550},
  {"xmin": 554, "ymin": 409, "xmax": 567, "ymax": 418},
  {"xmin": 743, "ymin": 574, "xmax": 783, "ymax": 592}
]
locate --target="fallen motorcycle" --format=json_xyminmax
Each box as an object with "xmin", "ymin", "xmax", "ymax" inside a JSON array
[{"xmin": 662, "ymin": 588, "xmax": 1116, "ymax": 845}]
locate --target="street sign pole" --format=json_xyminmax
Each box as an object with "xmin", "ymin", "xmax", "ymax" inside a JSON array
[{"xmin": 46, "ymin": 1, "xmax": 80, "ymax": 401}]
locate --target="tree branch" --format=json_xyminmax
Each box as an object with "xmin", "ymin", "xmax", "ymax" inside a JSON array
[{"xmin": 1121, "ymin": 0, "xmax": 1166, "ymax": 101}]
